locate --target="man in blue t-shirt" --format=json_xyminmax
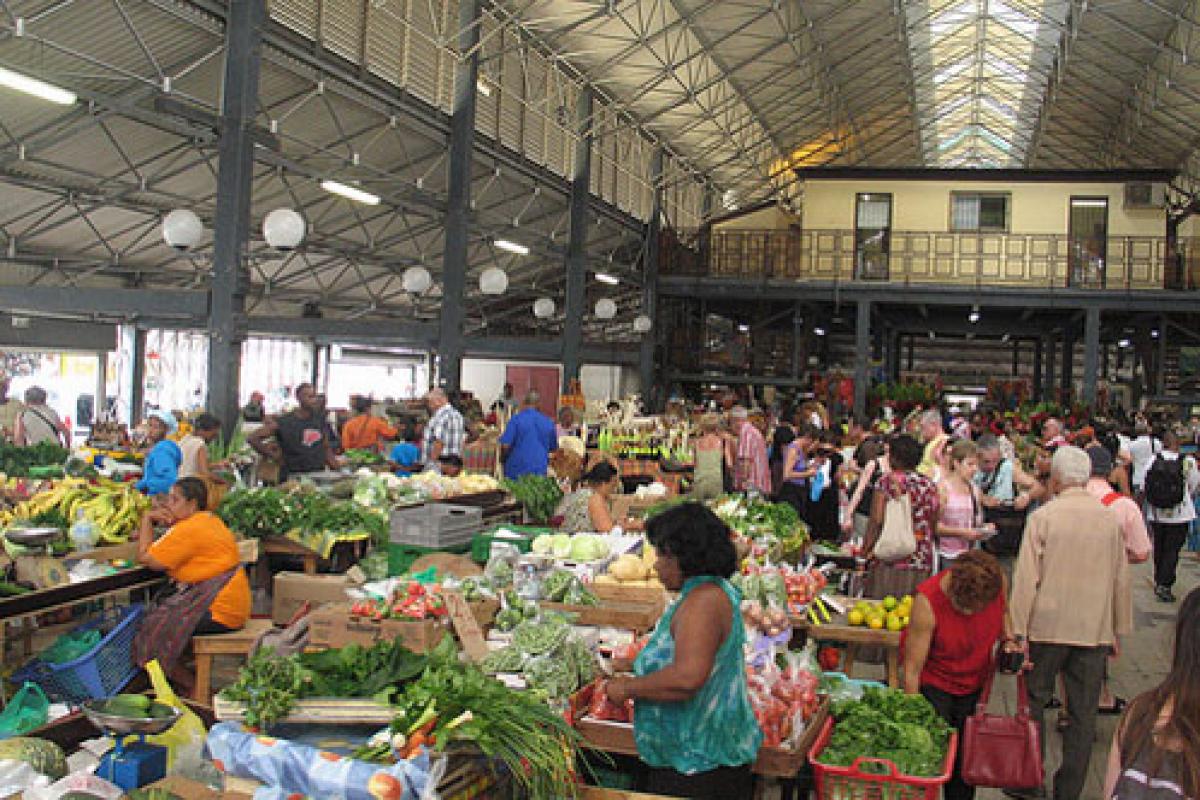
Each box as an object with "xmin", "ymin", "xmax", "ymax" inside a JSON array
[
  {"xmin": 499, "ymin": 390, "xmax": 558, "ymax": 479},
  {"xmin": 389, "ymin": 429, "xmax": 423, "ymax": 474}
]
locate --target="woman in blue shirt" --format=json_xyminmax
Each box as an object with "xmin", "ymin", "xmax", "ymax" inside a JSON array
[
  {"xmin": 136, "ymin": 410, "xmax": 182, "ymax": 496},
  {"xmin": 604, "ymin": 503, "xmax": 761, "ymax": 798}
]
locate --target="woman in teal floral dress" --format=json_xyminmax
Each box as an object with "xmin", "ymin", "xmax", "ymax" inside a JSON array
[{"xmin": 605, "ymin": 503, "xmax": 761, "ymax": 798}]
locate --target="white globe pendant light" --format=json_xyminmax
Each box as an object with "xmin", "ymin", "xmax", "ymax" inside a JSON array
[
  {"xmin": 162, "ymin": 209, "xmax": 203, "ymax": 251},
  {"xmin": 480, "ymin": 267, "xmax": 508, "ymax": 295},
  {"xmin": 633, "ymin": 314, "xmax": 653, "ymax": 333},
  {"xmin": 533, "ymin": 297, "xmax": 556, "ymax": 319},
  {"xmin": 262, "ymin": 209, "xmax": 306, "ymax": 251},
  {"xmin": 402, "ymin": 266, "xmax": 432, "ymax": 294},
  {"xmin": 595, "ymin": 298, "xmax": 617, "ymax": 320}
]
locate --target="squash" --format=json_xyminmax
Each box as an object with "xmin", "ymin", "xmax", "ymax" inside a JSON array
[
  {"xmin": 0, "ymin": 736, "xmax": 67, "ymax": 779},
  {"xmin": 608, "ymin": 553, "xmax": 648, "ymax": 582}
]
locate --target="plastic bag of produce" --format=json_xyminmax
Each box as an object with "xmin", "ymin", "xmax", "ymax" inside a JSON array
[
  {"xmin": 0, "ymin": 682, "xmax": 48, "ymax": 739},
  {"xmin": 143, "ymin": 659, "xmax": 207, "ymax": 770},
  {"xmin": 207, "ymin": 721, "xmax": 443, "ymax": 800}
]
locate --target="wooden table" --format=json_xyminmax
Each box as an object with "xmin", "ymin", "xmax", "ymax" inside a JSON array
[{"xmin": 792, "ymin": 614, "xmax": 902, "ymax": 688}]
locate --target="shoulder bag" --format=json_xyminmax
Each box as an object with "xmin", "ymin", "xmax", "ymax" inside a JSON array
[
  {"xmin": 961, "ymin": 667, "xmax": 1044, "ymax": 789},
  {"xmin": 874, "ymin": 488, "xmax": 916, "ymax": 561}
]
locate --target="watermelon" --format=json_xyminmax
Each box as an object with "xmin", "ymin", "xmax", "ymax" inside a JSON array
[{"xmin": 0, "ymin": 736, "xmax": 67, "ymax": 779}]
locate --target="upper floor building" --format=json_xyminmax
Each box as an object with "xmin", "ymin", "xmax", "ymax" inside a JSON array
[{"xmin": 663, "ymin": 168, "xmax": 1198, "ymax": 293}]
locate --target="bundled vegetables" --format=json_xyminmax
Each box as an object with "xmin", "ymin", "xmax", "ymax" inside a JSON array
[
  {"xmin": 731, "ymin": 569, "xmax": 791, "ymax": 637},
  {"xmin": 540, "ymin": 569, "xmax": 599, "ymax": 605},
  {"xmin": 713, "ymin": 495, "xmax": 809, "ymax": 563},
  {"xmin": 503, "ymin": 475, "xmax": 563, "ymax": 523},
  {"xmin": 817, "ymin": 687, "xmax": 952, "ymax": 777},
  {"xmin": 481, "ymin": 614, "xmax": 596, "ymax": 701},
  {"xmin": 0, "ymin": 442, "xmax": 69, "ymax": 478},
  {"xmin": 216, "ymin": 486, "xmax": 387, "ymax": 545}
]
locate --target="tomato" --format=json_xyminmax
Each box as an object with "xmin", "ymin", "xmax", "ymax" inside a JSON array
[{"xmin": 818, "ymin": 646, "xmax": 841, "ymax": 672}]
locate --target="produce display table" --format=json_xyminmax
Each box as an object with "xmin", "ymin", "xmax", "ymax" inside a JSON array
[
  {"xmin": 791, "ymin": 609, "xmax": 902, "ymax": 688},
  {"xmin": 587, "ymin": 452, "xmax": 687, "ymax": 496},
  {"xmin": 254, "ymin": 536, "xmax": 367, "ymax": 587}
]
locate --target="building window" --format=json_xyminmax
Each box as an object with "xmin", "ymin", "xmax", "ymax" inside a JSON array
[
  {"xmin": 855, "ymin": 193, "xmax": 892, "ymax": 280},
  {"xmin": 950, "ymin": 192, "xmax": 1010, "ymax": 232},
  {"xmin": 1068, "ymin": 196, "xmax": 1108, "ymax": 288}
]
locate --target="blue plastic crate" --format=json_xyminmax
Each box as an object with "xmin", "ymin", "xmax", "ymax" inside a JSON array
[{"xmin": 13, "ymin": 603, "xmax": 144, "ymax": 705}]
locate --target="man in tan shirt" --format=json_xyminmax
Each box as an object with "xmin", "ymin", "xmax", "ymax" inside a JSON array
[{"xmin": 1006, "ymin": 446, "xmax": 1132, "ymax": 800}]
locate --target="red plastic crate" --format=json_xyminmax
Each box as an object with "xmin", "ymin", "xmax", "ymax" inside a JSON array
[{"xmin": 808, "ymin": 716, "xmax": 958, "ymax": 800}]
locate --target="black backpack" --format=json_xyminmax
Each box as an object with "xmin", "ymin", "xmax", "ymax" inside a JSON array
[{"xmin": 1144, "ymin": 455, "xmax": 1185, "ymax": 509}]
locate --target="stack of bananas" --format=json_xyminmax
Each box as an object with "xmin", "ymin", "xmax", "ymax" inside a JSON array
[{"xmin": 0, "ymin": 478, "xmax": 150, "ymax": 544}]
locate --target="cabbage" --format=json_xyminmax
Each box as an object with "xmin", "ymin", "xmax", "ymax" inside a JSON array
[
  {"xmin": 551, "ymin": 534, "xmax": 573, "ymax": 559},
  {"xmin": 569, "ymin": 534, "xmax": 609, "ymax": 562},
  {"xmin": 532, "ymin": 534, "xmax": 556, "ymax": 555}
]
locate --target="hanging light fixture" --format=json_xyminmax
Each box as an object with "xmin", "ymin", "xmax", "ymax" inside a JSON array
[
  {"xmin": 479, "ymin": 267, "xmax": 508, "ymax": 295},
  {"xmin": 262, "ymin": 209, "xmax": 305, "ymax": 251},
  {"xmin": 633, "ymin": 314, "xmax": 653, "ymax": 333},
  {"xmin": 320, "ymin": 179, "xmax": 380, "ymax": 205},
  {"xmin": 594, "ymin": 299, "xmax": 617, "ymax": 319},
  {"xmin": 402, "ymin": 266, "xmax": 432, "ymax": 294},
  {"xmin": 162, "ymin": 209, "xmax": 204, "ymax": 251},
  {"xmin": 495, "ymin": 239, "xmax": 529, "ymax": 255},
  {"xmin": 533, "ymin": 298, "xmax": 556, "ymax": 319},
  {"xmin": 0, "ymin": 66, "xmax": 76, "ymax": 105}
]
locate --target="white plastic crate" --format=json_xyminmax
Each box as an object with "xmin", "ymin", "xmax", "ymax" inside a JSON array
[{"xmin": 389, "ymin": 503, "xmax": 483, "ymax": 548}]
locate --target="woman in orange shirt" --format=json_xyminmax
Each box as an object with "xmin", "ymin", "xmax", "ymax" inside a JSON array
[
  {"xmin": 341, "ymin": 395, "xmax": 398, "ymax": 453},
  {"xmin": 133, "ymin": 477, "xmax": 251, "ymax": 688}
]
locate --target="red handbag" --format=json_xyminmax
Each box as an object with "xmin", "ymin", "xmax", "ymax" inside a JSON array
[{"xmin": 961, "ymin": 668, "xmax": 1044, "ymax": 789}]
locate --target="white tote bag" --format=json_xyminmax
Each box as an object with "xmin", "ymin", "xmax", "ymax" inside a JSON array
[{"xmin": 875, "ymin": 491, "xmax": 917, "ymax": 561}]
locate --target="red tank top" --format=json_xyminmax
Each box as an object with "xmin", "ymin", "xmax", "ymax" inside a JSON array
[{"xmin": 902, "ymin": 571, "xmax": 1005, "ymax": 696}]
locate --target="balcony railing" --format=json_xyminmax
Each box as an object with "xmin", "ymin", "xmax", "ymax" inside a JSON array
[{"xmin": 662, "ymin": 228, "xmax": 1200, "ymax": 291}]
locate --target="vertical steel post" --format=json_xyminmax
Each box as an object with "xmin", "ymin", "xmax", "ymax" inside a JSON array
[
  {"xmin": 1043, "ymin": 335, "xmax": 1056, "ymax": 402},
  {"xmin": 437, "ymin": 0, "xmax": 481, "ymax": 392},
  {"xmin": 638, "ymin": 148, "xmax": 664, "ymax": 409},
  {"xmin": 561, "ymin": 87, "xmax": 594, "ymax": 393},
  {"xmin": 207, "ymin": 0, "xmax": 265, "ymax": 439},
  {"xmin": 854, "ymin": 299, "xmax": 871, "ymax": 419},
  {"xmin": 1033, "ymin": 337, "xmax": 1043, "ymax": 400},
  {"xmin": 1157, "ymin": 314, "xmax": 1168, "ymax": 395},
  {"xmin": 1083, "ymin": 307, "xmax": 1101, "ymax": 406}
]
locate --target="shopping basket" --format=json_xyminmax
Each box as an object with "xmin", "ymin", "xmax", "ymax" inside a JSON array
[
  {"xmin": 808, "ymin": 716, "xmax": 957, "ymax": 800},
  {"xmin": 12, "ymin": 603, "xmax": 144, "ymax": 705}
]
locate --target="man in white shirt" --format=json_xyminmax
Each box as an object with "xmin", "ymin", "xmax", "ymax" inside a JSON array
[
  {"xmin": 1126, "ymin": 421, "xmax": 1161, "ymax": 496},
  {"xmin": 1144, "ymin": 430, "xmax": 1200, "ymax": 602}
]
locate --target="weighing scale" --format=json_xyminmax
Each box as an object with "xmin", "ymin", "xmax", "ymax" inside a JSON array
[
  {"xmin": 5, "ymin": 525, "xmax": 69, "ymax": 589},
  {"xmin": 81, "ymin": 698, "xmax": 182, "ymax": 790}
]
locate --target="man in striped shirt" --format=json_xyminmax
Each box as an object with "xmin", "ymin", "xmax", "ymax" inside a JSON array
[{"xmin": 423, "ymin": 387, "xmax": 465, "ymax": 464}]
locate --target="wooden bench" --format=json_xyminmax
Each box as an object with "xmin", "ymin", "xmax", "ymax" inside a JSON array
[{"xmin": 192, "ymin": 617, "xmax": 273, "ymax": 705}]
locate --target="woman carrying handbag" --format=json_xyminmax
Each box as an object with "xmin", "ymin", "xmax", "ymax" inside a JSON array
[{"xmin": 901, "ymin": 550, "xmax": 1024, "ymax": 800}]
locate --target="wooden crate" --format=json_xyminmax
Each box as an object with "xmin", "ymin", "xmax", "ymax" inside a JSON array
[
  {"xmin": 541, "ymin": 596, "xmax": 665, "ymax": 632},
  {"xmin": 591, "ymin": 581, "xmax": 670, "ymax": 608},
  {"xmin": 213, "ymin": 696, "xmax": 394, "ymax": 725},
  {"xmin": 577, "ymin": 696, "xmax": 830, "ymax": 778}
]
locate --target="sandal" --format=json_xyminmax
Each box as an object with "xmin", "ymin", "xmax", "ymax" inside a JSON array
[{"xmin": 1098, "ymin": 697, "xmax": 1127, "ymax": 715}]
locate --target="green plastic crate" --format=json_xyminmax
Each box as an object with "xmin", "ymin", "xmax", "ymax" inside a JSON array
[
  {"xmin": 469, "ymin": 524, "xmax": 553, "ymax": 563},
  {"xmin": 387, "ymin": 541, "xmax": 471, "ymax": 576}
]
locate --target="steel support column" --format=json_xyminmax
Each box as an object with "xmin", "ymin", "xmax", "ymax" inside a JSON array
[
  {"xmin": 561, "ymin": 87, "xmax": 594, "ymax": 393},
  {"xmin": 854, "ymin": 299, "xmax": 871, "ymax": 419},
  {"xmin": 1033, "ymin": 338, "xmax": 1043, "ymax": 400},
  {"xmin": 129, "ymin": 327, "xmax": 146, "ymax": 426},
  {"xmin": 638, "ymin": 148, "xmax": 664, "ymax": 409},
  {"xmin": 792, "ymin": 307, "xmax": 805, "ymax": 379},
  {"xmin": 1043, "ymin": 335, "xmax": 1056, "ymax": 402},
  {"xmin": 1061, "ymin": 332, "xmax": 1075, "ymax": 401},
  {"xmin": 437, "ymin": 0, "xmax": 481, "ymax": 392},
  {"xmin": 1157, "ymin": 314, "xmax": 1168, "ymax": 395},
  {"xmin": 207, "ymin": 0, "xmax": 266, "ymax": 439},
  {"xmin": 1083, "ymin": 307, "xmax": 1101, "ymax": 406}
]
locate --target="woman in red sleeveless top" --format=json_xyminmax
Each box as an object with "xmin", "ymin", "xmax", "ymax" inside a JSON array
[{"xmin": 901, "ymin": 550, "xmax": 1013, "ymax": 800}]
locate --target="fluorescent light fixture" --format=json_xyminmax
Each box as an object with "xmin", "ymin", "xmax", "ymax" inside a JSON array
[
  {"xmin": 320, "ymin": 180, "xmax": 380, "ymax": 205},
  {"xmin": 0, "ymin": 66, "xmax": 76, "ymax": 105},
  {"xmin": 476, "ymin": 79, "xmax": 492, "ymax": 97},
  {"xmin": 1001, "ymin": 333, "xmax": 1011, "ymax": 343},
  {"xmin": 737, "ymin": 324, "xmax": 750, "ymax": 333},
  {"xmin": 1118, "ymin": 338, "xmax": 1131, "ymax": 348},
  {"xmin": 495, "ymin": 239, "xmax": 529, "ymax": 256},
  {"xmin": 813, "ymin": 327, "xmax": 826, "ymax": 336},
  {"xmin": 1071, "ymin": 199, "xmax": 1108, "ymax": 208},
  {"xmin": 928, "ymin": 330, "xmax": 936, "ymax": 340},
  {"xmin": 1151, "ymin": 329, "xmax": 1160, "ymax": 339},
  {"xmin": 968, "ymin": 304, "xmax": 980, "ymax": 324},
  {"xmin": 595, "ymin": 272, "xmax": 620, "ymax": 285}
]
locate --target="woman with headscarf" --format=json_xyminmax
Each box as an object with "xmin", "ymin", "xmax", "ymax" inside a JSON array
[{"xmin": 136, "ymin": 410, "xmax": 182, "ymax": 497}]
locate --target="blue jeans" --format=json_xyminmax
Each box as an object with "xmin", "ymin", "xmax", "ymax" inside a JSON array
[{"xmin": 1189, "ymin": 498, "xmax": 1200, "ymax": 551}]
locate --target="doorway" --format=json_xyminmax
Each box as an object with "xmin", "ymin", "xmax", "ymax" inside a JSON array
[
  {"xmin": 505, "ymin": 365, "xmax": 560, "ymax": 418},
  {"xmin": 1068, "ymin": 196, "xmax": 1108, "ymax": 288}
]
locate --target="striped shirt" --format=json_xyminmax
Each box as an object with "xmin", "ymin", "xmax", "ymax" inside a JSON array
[{"xmin": 735, "ymin": 424, "xmax": 770, "ymax": 495}]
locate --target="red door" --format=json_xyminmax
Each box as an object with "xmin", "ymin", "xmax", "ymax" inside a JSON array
[{"xmin": 506, "ymin": 365, "xmax": 560, "ymax": 418}]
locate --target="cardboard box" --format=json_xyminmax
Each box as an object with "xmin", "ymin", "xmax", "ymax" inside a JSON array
[
  {"xmin": 609, "ymin": 495, "xmax": 660, "ymax": 521},
  {"xmin": 271, "ymin": 572, "xmax": 354, "ymax": 625},
  {"xmin": 308, "ymin": 602, "xmax": 446, "ymax": 652}
]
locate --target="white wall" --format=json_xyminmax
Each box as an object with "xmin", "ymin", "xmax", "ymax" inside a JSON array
[{"xmin": 460, "ymin": 358, "xmax": 639, "ymax": 408}]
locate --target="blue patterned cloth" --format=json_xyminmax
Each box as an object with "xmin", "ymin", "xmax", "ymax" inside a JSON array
[{"xmin": 633, "ymin": 576, "xmax": 762, "ymax": 774}]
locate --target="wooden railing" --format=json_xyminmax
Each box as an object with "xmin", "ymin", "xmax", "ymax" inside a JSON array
[{"xmin": 662, "ymin": 228, "xmax": 1200, "ymax": 292}]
